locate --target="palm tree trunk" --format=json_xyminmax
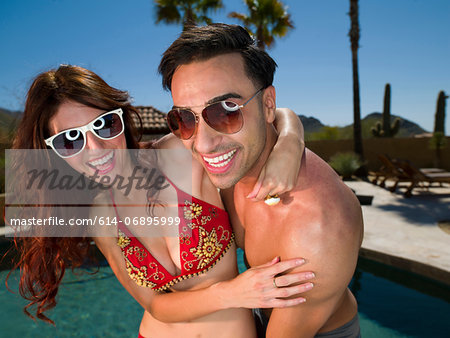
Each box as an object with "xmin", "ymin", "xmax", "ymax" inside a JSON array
[
  {"xmin": 349, "ymin": 0, "xmax": 364, "ymax": 160},
  {"xmin": 351, "ymin": 48, "xmax": 363, "ymax": 158}
]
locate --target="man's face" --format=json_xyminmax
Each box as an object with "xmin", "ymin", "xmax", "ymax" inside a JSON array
[{"xmin": 171, "ymin": 53, "xmax": 274, "ymax": 189}]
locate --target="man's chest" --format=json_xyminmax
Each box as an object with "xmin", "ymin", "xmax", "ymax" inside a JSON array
[{"xmin": 232, "ymin": 196, "xmax": 284, "ymax": 266}]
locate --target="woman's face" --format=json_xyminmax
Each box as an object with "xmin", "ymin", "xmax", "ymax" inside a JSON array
[{"xmin": 48, "ymin": 100, "xmax": 128, "ymax": 178}]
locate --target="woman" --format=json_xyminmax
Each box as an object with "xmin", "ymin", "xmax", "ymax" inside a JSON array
[{"xmin": 8, "ymin": 65, "xmax": 312, "ymax": 337}]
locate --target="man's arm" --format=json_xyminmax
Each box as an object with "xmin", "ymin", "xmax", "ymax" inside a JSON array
[{"xmin": 266, "ymin": 185, "xmax": 363, "ymax": 337}]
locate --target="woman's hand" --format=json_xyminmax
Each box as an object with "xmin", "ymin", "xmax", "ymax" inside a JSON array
[
  {"xmin": 216, "ymin": 257, "xmax": 314, "ymax": 309},
  {"xmin": 247, "ymin": 108, "xmax": 305, "ymax": 201}
]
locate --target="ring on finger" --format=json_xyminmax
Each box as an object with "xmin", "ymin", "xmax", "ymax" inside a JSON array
[
  {"xmin": 273, "ymin": 277, "xmax": 279, "ymax": 288},
  {"xmin": 265, "ymin": 194, "xmax": 281, "ymax": 206}
]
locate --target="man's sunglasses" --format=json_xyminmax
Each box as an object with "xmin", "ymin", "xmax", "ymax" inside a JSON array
[
  {"xmin": 167, "ymin": 88, "xmax": 263, "ymax": 140},
  {"xmin": 45, "ymin": 108, "xmax": 125, "ymax": 158}
]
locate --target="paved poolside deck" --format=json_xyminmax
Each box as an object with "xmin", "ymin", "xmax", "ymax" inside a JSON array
[
  {"xmin": 346, "ymin": 179, "xmax": 450, "ymax": 285},
  {"xmin": 1, "ymin": 179, "xmax": 449, "ymax": 284}
]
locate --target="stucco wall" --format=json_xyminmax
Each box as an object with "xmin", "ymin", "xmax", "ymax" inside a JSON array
[{"xmin": 306, "ymin": 137, "xmax": 450, "ymax": 171}]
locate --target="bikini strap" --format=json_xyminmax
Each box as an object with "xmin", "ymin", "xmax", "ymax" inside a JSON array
[{"xmin": 162, "ymin": 174, "xmax": 180, "ymax": 193}]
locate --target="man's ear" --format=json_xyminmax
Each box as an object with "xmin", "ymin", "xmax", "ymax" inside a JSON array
[{"xmin": 262, "ymin": 86, "xmax": 276, "ymax": 123}]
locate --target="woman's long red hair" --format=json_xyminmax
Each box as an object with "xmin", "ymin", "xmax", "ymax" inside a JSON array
[{"xmin": 5, "ymin": 65, "xmax": 141, "ymax": 324}]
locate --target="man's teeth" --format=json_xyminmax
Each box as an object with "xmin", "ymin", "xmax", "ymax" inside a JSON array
[
  {"xmin": 203, "ymin": 149, "xmax": 236, "ymax": 167},
  {"xmin": 89, "ymin": 151, "xmax": 114, "ymax": 166}
]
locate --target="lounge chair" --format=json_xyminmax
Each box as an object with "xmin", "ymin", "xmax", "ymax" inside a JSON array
[
  {"xmin": 371, "ymin": 155, "xmax": 412, "ymax": 192},
  {"xmin": 394, "ymin": 160, "xmax": 450, "ymax": 197}
]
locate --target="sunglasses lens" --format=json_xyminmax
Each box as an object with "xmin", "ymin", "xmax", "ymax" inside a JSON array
[
  {"xmin": 93, "ymin": 113, "xmax": 123, "ymax": 139},
  {"xmin": 167, "ymin": 110, "xmax": 196, "ymax": 140},
  {"xmin": 51, "ymin": 130, "xmax": 85, "ymax": 157},
  {"xmin": 203, "ymin": 101, "xmax": 243, "ymax": 134}
]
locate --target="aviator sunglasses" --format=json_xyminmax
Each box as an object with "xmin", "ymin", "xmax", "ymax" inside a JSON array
[
  {"xmin": 167, "ymin": 88, "xmax": 263, "ymax": 140},
  {"xmin": 45, "ymin": 108, "xmax": 125, "ymax": 158}
]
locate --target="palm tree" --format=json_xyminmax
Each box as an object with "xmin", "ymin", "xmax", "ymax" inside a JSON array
[
  {"xmin": 348, "ymin": 0, "xmax": 364, "ymax": 160},
  {"xmin": 228, "ymin": 0, "xmax": 294, "ymax": 50},
  {"xmin": 154, "ymin": 0, "xmax": 223, "ymax": 31}
]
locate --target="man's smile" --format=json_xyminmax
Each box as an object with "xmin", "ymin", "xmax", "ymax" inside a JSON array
[{"xmin": 201, "ymin": 148, "xmax": 238, "ymax": 173}]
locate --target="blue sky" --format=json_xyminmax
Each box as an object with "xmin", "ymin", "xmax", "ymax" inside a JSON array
[{"xmin": 1, "ymin": 0, "xmax": 449, "ymax": 132}]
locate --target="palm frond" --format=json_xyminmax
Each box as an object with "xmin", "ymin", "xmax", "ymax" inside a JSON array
[
  {"xmin": 197, "ymin": 0, "xmax": 224, "ymax": 14},
  {"xmin": 228, "ymin": 0, "xmax": 294, "ymax": 49},
  {"xmin": 154, "ymin": 0, "xmax": 182, "ymax": 24}
]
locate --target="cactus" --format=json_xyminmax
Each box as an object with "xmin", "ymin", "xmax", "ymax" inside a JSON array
[
  {"xmin": 431, "ymin": 91, "xmax": 448, "ymax": 167},
  {"xmin": 382, "ymin": 83, "xmax": 391, "ymax": 134},
  {"xmin": 371, "ymin": 121, "xmax": 383, "ymax": 137},
  {"xmin": 371, "ymin": 83, "xmax": 400, "ymax": 137},
  {"xmin": 390, "ymin": 118, "xmax": 400, "ymax": 136},
  {"xmin": 434, "ymin": 90, "xmax": 448, "ymax": 134}
]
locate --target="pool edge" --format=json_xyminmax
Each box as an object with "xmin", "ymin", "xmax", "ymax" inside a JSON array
[{"xmin": 359, "ymin": 247, "xmax": 450, "ymax": 286}]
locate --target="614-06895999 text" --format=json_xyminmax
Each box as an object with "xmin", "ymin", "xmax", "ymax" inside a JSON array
[
  {"xmin": 7, "ymin": 216, "xmax": 181, "ymax": 227},
  {"xmin": 95, "ymin": 216, "xmax": 181, "ymax": 226}
]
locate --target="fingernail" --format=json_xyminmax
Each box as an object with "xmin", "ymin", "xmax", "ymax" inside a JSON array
[
  {"xmin": 246, "ymin": 192, "xmax": 256, "ymax": 199},
  {"xmin": 305, "ymin": 282, "xmax": 314, "ymax": 290},
  {"xmin": 307, "ymin": 272, "xmax": 315, "ymax": 279},
  {"xmin": 296, "ymin": 259, "xmax": 305, "ymax": 265},
  {"xmin": 298, "ymin": 298, "xmax": 306, "ymax": 303},
  {"xmin": 273, "ymin": 256, "xmax": 280, "ymax": 262}
]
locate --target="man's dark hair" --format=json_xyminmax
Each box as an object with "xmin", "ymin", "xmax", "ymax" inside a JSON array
[{"xmin": 158, "ymin": 23, "xmax": 277, "ymax": 91}]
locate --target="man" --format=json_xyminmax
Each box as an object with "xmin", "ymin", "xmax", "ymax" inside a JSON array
[{"xmin": 159, "ymin": 24, "xmax": 363, "ymax": 337}]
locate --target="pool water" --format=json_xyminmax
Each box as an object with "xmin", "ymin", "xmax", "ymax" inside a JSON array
[
  {"xmin": 1, "ymin": 266, "xmax": 142, "ymax": 337},
  {"xmin": 1, "ymin": 251, "xmax": 449, "ymax": 337},
  {"xmin": 349, "ymin": 259, "xmax": 450, "ymax": 337}
]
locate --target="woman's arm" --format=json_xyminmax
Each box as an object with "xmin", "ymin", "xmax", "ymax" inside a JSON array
[
  {"xmin": 247, "ymin": 108, "xmax": 305, "ymax": 200},
  {"xmin": 95, "ymin": 236, "xmax": 313, "ymax": 323},
  {"xmin": 149, "ymin": 257, "xmax": 313, "ymax": 322}
]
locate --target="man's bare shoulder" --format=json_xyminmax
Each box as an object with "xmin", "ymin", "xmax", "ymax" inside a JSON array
[
  {"xmin": 273, "ymin": 148, "xmax": 363, "ymax": 270},
  {"xmin": 290, "ymin": 148, "xmax": 362, "ymax": 234}
]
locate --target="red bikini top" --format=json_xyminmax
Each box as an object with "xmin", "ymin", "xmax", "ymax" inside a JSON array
[{"xmin": 111, "ymin": 179, "xmax": 234, "ymax": 292}]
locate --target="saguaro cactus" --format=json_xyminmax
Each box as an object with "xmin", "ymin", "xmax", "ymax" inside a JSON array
[
  {"xmin": 371, "ymin": 83, "xmax": 400, "ymax": 137},
  {"xmin": 431, "ymin": 91, "xmax": 448, "ymax": 167},
  {"xmin": 434, "ymin": 90, "xmax": 448, "ymax": 134}
]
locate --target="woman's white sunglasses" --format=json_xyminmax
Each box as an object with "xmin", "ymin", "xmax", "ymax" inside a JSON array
[{"xmin": 45, "ymin": 108, "xmax": 125, "ymax": 158}]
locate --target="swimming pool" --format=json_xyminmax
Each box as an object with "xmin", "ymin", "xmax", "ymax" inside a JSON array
[
  {"xmin": 1, "ymin": 249, "xmax": 449, "ymax": 337},
  {"xmin": 348, "ymin": 257, "xmax": 449, "ymax": 337}
]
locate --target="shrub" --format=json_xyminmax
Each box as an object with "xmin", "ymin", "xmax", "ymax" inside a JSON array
[
  {"xmin": 328, "ymin": 152, "xmax": 362, "ymax": 180},
  {"xmin": 307, "ymin": 126, "xmax": 341, "ymax": 141},
  {"xmin": 429, "ymin": 132, "xmax": 447, "ymax": 150}
]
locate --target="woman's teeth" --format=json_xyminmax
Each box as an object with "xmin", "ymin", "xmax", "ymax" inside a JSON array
[
  {"xmin": 88, "ymin": 151, "xmax": 114, "ymax": 167},
  {"xmin": 203, "ymin": 149, "xmax": 236, "ymax": 168}
]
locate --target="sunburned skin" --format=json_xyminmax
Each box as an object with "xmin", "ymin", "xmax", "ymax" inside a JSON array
[{"xmin": 228, "ymin": 148, "xmax": 362, "ymax": 336}]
